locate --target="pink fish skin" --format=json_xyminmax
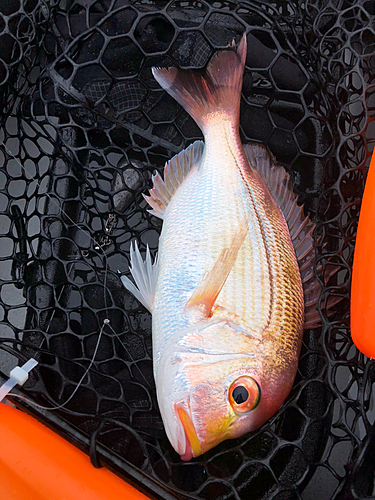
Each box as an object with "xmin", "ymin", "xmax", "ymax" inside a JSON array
[{"xmin": 122, "ymin": 34, "xmax": 311, "ymax": 460}]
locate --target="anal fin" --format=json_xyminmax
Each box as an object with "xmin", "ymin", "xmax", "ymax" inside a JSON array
[{"xmin": 143, "ymin": 141, "xmax": 204, "ymax": 219}]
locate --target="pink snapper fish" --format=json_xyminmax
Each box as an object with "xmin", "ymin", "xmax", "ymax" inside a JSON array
[{"xmin": 122, "ymin": 34, "xmax": 323, "ymax": 460}]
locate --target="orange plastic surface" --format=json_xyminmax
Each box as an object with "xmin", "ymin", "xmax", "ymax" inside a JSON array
[
  {"xmin": 351, "ymin": 151, "xmax": 375, "ymax": 358},
  {"xmin": 0, "ymin": 402, "xmax": 151, "ymax": 500}
]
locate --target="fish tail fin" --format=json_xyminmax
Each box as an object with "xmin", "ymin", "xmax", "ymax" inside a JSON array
[{"xmin": 152, "ymin": 33, "xmax": 247, "ymax": 130}]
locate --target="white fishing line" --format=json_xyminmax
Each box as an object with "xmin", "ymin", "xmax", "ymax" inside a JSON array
[
  {"xmin": 5, "ymin": 320, "xmax": 107, "ymax": 410},
  {"xmin": 0, "ymin": 358, "xmax": 38, "ymax": 402},
  {"xmin": 0, "ymin": 137, "xmax": 137, "ymax": 410},
  {"xmin": 107, "ymin": 321, "xmax": 152, "ymax": 390}
]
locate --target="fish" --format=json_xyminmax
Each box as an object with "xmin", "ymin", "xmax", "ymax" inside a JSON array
[{"xmin": 121, "ymin": 34, "xmax": 324, "ymax": 460}]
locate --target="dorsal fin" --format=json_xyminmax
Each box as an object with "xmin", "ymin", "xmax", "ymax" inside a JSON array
[
  {"xmin": 143, "ymin": 140, "xmax": 204, "ymax": 219},
  {"xmin": 243, "ymin": 143, "xmax": 324, "ymax": 329}
]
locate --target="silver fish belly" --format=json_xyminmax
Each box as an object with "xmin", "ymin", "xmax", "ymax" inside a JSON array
[{"xmin": 122, "ymin": 34, "xmax": 321, "ymax": 460}]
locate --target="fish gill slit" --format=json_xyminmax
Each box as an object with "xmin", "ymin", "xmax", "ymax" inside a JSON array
[{"xmin": 224, "ymin": 129, "xmax": 274, "ymax": 331}]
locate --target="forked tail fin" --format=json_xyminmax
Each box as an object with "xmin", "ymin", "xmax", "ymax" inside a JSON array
[{"xmin": 152, "ymin": 34, "xmax": 247, "ymax": 131}]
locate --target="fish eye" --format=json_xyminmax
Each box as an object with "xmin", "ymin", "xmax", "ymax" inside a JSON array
[
  {"xmin": 229, "ymin": 376, "xmax": 261, "ymax": 413},
  {"xmin": 232, "ymin": 385, "xmax": 249, "ymax": 404}
]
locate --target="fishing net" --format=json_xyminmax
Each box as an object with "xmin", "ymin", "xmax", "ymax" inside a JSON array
[{"xmin": 0, "ymin": 0, "xmax": 374, "ymax": 498}]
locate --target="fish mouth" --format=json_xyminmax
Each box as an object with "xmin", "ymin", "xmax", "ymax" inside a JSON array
[{"xmin": 175, "ymin": 401, "xmax": 201, "ymax": 460}]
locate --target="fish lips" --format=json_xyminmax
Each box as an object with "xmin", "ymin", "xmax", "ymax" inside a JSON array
[{"xmin": 175, "ymin": 400, "xmax": 202, "ymax": 460}]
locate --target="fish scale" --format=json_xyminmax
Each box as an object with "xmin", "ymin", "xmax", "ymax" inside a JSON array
[
  {"xmin": 123, "ymin": 35, "xmax": 309, "ymax": 459},
  {"xmin": 154, "ymin": 129, "xmax": 277, "ymax": 348}
]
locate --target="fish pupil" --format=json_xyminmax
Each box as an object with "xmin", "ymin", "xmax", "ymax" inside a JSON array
[{"xmin": 232, "ymin": 386, "xmax": 249, "ymax": 405}]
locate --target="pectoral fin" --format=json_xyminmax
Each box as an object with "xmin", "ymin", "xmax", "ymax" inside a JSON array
[{"xmin": 185, "ymin": 222, "xmax": 248, "ymax": 318}]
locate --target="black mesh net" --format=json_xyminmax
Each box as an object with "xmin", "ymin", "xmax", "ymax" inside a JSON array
[{"xmin": 0, "ymin": 1, "xmax": 374, "ymax": 499}]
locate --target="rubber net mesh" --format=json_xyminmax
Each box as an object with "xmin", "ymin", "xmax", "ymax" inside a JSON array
[{"xmin": 0, "ymin": 1, "xmax": 374, "ymax": 499}]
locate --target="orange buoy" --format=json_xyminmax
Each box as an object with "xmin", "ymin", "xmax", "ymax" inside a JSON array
[
  {"xmin": 351, "ymin": 151, "xmax": 375, "ymax": 358},
  {"xmin": 0, "ymin": 402, "xmax": 151, "ymax": 500}
]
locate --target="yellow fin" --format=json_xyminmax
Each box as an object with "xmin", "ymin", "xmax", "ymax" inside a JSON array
[{"xmin": 185, "ymin": 222, "xmax": 248, "ymax": 318}]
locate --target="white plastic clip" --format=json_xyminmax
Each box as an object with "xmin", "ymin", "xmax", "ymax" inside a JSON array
[{"xmin": 0, "ymin": 358, "xmax": 38, "ymax": 403}]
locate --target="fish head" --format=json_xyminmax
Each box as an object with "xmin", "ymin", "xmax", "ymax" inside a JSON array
[{"xmin": 156, "ymin": 320, "xmax": 298, "ymax": 460}]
